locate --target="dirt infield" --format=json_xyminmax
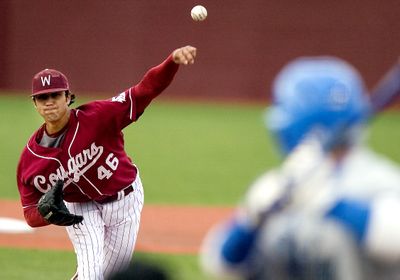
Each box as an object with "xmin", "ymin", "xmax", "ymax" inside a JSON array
[{"xmin": 0, "ymin": 200, "xmax": 233, "ymax": 254}]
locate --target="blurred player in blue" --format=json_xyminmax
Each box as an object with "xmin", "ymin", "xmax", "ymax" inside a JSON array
[{"xmin": 200, "ymin": 56, "xmax": 400, "ymax": 279}]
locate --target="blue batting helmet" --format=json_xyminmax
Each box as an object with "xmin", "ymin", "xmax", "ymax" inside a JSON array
[{"xmin": 266, "ymin": 56, "xmax": 371, "ymax": 154}]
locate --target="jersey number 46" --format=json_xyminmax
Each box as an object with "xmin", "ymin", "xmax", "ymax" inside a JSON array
[{"xmin": 97, "ymin": 153, "xmax": 119, "ymax": 180}]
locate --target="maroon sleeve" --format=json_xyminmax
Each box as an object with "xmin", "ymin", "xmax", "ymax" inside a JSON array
[
  {"xmin": 23, "ymin": 207, "xmax": 49, "ymax": 227},
  {"xmin": 132, "ymin": 54, "xmax": 179, "ymax": 117},
  {"xmin": 17, "ymin": 149, "xmax": 49, "ymax": 228}
]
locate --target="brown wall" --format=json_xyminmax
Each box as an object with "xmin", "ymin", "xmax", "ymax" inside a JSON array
[
  {"xmin": 0, "ymin": 1, "xmax": 10, "ymax": 87},
  {"xmin": 1, "ymin": 0, "xmax": 400, "ymax": 102}
]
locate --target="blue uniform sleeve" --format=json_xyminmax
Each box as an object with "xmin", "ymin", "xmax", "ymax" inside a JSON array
[
  {"xmin": 325, "ymin": 199, "xmax": 371, "ymax": 243},
  {"xmin": 220, "ymin": 220, "xmax": 259, "ymax": 264}
]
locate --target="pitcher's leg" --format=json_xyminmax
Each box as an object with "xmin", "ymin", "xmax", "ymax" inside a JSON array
[
  {"xmin": 103, "ymin": 180, "xmax": 144, "ymax": 278},
  {"xmin": 66, "ymin": 201, "xmax": 105, "ymax": 280}
]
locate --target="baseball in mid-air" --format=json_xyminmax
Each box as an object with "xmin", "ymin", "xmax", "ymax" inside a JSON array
[{"xmin": 191, "ymin": 5, "xmax": 207, "ymax": 21}]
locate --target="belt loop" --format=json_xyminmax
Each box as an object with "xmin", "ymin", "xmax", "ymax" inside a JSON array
[
  {"xmin": 117, "ymin": 191, "xmax": 122, "ymax": 200},
  {"xmin": 126, "ymin": 184, "xmax": 134, "ymax": 197}
]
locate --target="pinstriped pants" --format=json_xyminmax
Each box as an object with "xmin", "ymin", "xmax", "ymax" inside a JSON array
[{"xmin": 65, "ymin": 175, "xmax": 144, "ymax": 280}]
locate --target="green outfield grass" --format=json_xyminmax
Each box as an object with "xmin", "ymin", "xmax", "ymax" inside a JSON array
[
  {"xmin": 1, "ymin": 94, "xmax": 399, "ymax": 279},
  {"xmin": 0, "ymin": 247, "xmax": 206, "ymax": 280}
]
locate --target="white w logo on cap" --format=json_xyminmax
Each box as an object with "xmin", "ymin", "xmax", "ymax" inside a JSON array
[{"xmin": 40, "ymin": 75, "xmax": 51, "ymax": 86}]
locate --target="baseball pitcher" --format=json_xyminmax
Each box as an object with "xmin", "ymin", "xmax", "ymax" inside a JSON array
[{"xmin": 16, "ymin": 46, "xmax": 197, "ymax": 280}]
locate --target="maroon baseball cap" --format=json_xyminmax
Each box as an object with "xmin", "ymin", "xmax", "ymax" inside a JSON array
[{"xmin": 31, "ymin": 69, "xmax": 70, "ymax": 96}]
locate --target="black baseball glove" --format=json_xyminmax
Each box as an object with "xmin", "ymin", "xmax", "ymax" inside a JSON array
[{"xmin": 37, "ymin": 180, "xmax": 83, "ymax": 226}]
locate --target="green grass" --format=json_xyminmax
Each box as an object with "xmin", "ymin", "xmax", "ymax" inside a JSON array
[
  {"xmin": 0, "ymin": 96, "xmax": 44, "ymax": 198},
  {"xmin": 127, "ymin": 100, "xmax": 280, "ymax": 205},
  {"xmin": 0, "ymin": 247, "xmax": 207, "ymax": 280},
  {"xmin": 0, "ymin": 247, "xmax": 76, "ymax": 280},
  {"xmin": 368, "ymin": 112, "xmax": 400, "ymax": 161}
]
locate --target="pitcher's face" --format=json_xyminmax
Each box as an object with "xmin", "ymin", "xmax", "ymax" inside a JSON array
[{"xmin": 33, "ymin": 91, "xmax": 71, "ymax": 123}]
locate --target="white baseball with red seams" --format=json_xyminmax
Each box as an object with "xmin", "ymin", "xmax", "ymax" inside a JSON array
[{"xmin": 191, "ymin": 5, "xmax": 207, "ymax": 21}]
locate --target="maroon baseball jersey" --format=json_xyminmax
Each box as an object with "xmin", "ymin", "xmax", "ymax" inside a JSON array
[{"xmin": 17, "ymin": 54, "xmax": 179, "ymax": 227}]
